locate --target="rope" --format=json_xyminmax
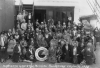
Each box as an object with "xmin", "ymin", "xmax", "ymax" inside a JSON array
[{"xmin": 86, "ymin": 0, "xmax": 100, "ymax": 24}]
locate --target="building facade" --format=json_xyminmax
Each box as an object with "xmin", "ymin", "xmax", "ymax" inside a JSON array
[
  {"xmin": 33, "ymin": 0, "xmax": 80, "ymax": 24},
  {"xmin": 15, "ymin": 0, "xmax": 80, "ymax": 24}
]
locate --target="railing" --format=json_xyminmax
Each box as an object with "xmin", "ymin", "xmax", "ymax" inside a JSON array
[{"xmin": 86, "ymin": 0, "xmax": 100, "ymax": 28}]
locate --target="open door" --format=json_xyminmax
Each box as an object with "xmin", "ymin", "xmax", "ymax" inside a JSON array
[{"xmin": 34, "ymin": 9, "xmax": 46, "ymax": 23}]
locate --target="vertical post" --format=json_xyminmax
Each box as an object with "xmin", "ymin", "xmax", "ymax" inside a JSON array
[
  {"xmin": 19, "ymin": 0, "xmax": 23, "ymax": 13},
  {"xmin": 32, "ymin": 0, "xmax": 34, "ymax": 24}
]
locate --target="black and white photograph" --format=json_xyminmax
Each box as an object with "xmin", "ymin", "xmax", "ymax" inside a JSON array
[{"xmin": 0, "ymin": 0, "xmax": 100, "ymax": 68}]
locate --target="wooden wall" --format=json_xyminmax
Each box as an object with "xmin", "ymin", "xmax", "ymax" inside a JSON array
[
  {"xmin": 34, "ymin": 6, "xmax": 74, "ymax": 24},
  {"xmin": 0, "ymin": 0, "xmax": 15, "ymax": 32}
]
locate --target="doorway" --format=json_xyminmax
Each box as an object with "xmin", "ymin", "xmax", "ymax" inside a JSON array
[{"xmin": 34, "ymin": 9, "xmax": 46, "ymax": 23}]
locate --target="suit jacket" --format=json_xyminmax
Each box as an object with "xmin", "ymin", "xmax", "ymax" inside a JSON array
[
  {"xmin": 25, "ymin": 49, "xmax": 35, "ymax": 60},
  {"xmin": 26, "ymin": 15, "xmax": 33, "ymax": 23}
]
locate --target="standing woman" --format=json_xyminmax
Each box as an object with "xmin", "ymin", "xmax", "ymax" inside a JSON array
[
  {"xmin": 12, "ymin": 42, "xmax": 21, "ymax": 62},
  {"xmin": 72, "ymin": 38, "xmax": 78, "ymax": 64},
  {"xmin": 7, "ymin": 36, "xmax": 16, "ymax": 59},
  {"xmin": 0, "ymin": 33, "xmax": 8, "ymax": 63},
  {"xmin": 48, "ymin": 36, "xmax": 58, "ymax": 63},
  {"xmin": 20, "ymin": 38, "xmax": 27, "ymax": 61}
]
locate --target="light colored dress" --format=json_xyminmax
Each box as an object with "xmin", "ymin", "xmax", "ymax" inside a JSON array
[
  {"xmin": 7, "ymin": 39, "xmax": 16, "ymax": 54},
  {"xmin": 95, "ymin": 45, "xmax": 100, "ymax": 65}
]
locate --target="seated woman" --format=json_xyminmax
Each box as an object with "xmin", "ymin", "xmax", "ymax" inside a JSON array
[
  {"xmin": 12, "ymin": 42, "xmax": 21, "ymax": 62},
  {"xmin": 48, "ymin": 36, "xmax": 58, "ymax": 63}
]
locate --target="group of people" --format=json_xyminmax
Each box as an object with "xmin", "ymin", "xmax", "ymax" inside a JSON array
[{"xmin": 0, "ymin": 10, "xmax": 97, "ymax": 65}]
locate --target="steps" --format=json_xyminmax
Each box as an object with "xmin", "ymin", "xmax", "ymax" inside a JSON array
[{"xmin": 23, "ymin": 4, "xmax": 33, "ymax": 12}]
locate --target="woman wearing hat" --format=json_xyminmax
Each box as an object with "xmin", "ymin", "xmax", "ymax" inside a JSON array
[{"xmin": 48, "ymin": 35, "xmax": 58, "ymax": 63}]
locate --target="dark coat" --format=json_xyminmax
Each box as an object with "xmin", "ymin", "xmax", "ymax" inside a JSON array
[
  {"xmin": 83, "ymin": 46, "xmax": 95, "ymax": 65},
  {"xmin": 25, "ymin": 49, "xmax": 35, "ymax": 61},
  {"xmin": 61, "ymin": 44, "xmax": 70, "ymax": 62},
  {"xmin": 0, "ymin": 46, "xmax": 8, "ymax": 60},
  {"xmin": 12, "ymin": 45, "xmax": 21, "ymax": 62}
]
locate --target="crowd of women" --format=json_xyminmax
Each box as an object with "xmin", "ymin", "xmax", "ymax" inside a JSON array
[{"xmin": 0, "ymin": 10, "xmax": 97, "ymax": 65}]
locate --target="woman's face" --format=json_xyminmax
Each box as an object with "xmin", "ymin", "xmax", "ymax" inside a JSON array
[
  {"xmin": 31, "ymin": 38, "xmax": 33, "ymax": 41},
  {"xmin": 11, "ymin": 36, "xmax": 13, "ymax": 40}
]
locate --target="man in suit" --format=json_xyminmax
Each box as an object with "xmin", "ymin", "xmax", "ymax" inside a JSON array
[
  {"xmin": 25, "ymin": 45, "xmax": 35, "ymax": 62},
  {"xmin": 26, "ymin": 12, "xmax": 33, "ymax": 23}
]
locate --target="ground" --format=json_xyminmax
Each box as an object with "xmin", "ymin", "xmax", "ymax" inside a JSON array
[{"xmin": 0, "ymin": 60, "xmax": 100, "ymax": 68}]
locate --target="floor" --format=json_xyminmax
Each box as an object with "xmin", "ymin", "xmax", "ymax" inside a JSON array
[
  {"xmin": 0, "ymin": 59, "xmax": 100, "ymax": 68},
  {"xmin": 0, "ymin": 43, "xmax": 100, "ymax": 68}
]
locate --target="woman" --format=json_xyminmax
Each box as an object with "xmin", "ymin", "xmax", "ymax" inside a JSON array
[
  {"xmin": 27, "ymin": 20, "xmax": 32, "ymax": 29},
  {"xmin": 44, "ymin": 29, "xmax": 49, "ymax": 47},
  {"xmin": 7, "ymin": 36, "xmax": 16, "ymax": 58},
  {"xmin": 0, "ymin": 33, "xmax": 8, "ymax": 63},
  {"xmin": 21, "ymin": 19, "xmax": 27, "ymax": 31},
  {"xmin": 72, "ymin": 39, "xmax": 78, "ymax": 64},
  {"xmin": 48, "ymin": 36, "xmax": 58, "ymax": 63},
  {"xmin": 20, "ymin": 38, "xmax": 27, "ymax": 61},
  {"xmin": 56, "ymin": 41, "xmax": 62, "ymax": 63},
  {"xmin": 29, "ymin": 38, "xmax": 34, "ymax": 47},
  {"xmin": 62, "ymin": 22, "xmax": 66, "ymax": 30},
  {"xmin": 12, "ymin": 42, "xmax": 21, "ymax": 62}
]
